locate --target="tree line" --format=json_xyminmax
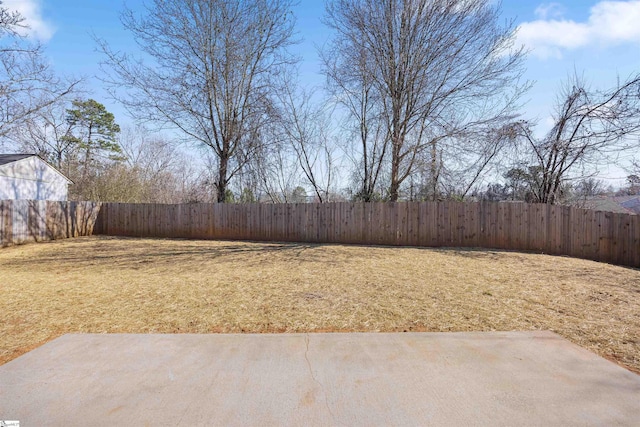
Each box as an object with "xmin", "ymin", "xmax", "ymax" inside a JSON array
[{"xmin": 1, "ymin": 0, "xmax": 639, "ymax": 204}]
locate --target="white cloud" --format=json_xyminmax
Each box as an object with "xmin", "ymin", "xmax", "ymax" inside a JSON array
[
  {"xmin": 3, "ymin": 0, "xmax": 55, "ymax": 42},
  {"xmin": 534, "ymin": 3, "xmax": 566, "ymax": 20},
  {"xmin": 517, "ymin": 1, "xmax": 640, "ymax": 59}
]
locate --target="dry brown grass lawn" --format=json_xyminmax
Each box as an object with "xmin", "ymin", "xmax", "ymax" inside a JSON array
[{"xmin": 1, "ymin": 236, "xmax": 639, "ymax": 373}]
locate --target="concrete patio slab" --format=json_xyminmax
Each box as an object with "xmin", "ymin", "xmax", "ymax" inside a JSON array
[{"xmin": 0, "ymin": 331, "xmax": 638, "ymax": 426}]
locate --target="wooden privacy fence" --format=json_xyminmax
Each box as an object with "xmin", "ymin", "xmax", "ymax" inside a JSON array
[
  {"xmin": 0, "ymin": 200, "xmax": 102, "ymax": 247},
  {"xmin": 94, "ymin": 201, "xmax": 640, "ymax": 268}
]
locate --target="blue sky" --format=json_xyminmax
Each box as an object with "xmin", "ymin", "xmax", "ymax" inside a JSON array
[{"xmin": 8, "ymin": 0, "xmax": 640, "ymax": 181}]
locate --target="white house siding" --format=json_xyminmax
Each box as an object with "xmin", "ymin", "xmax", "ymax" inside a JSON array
[{"xmin": 0, "ymin": 156, "xmax": 70, "ymax": 201}]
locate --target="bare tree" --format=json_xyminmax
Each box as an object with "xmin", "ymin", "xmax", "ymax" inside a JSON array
[
  {"xmin": 624, "ymin": 159, "xmax": 640, "ymax": 195},
  {"xmin": 324, "ymin": 0, "xmax": 526, "ymax": 201},
  {"xmin": 11, "ymin": 97, "xmax": 76, "ymax": 172},
  {"xmin": 322, "ymin": 29, "xmax": 388, "ymax": 201},
  {"xmin": 275, "ymin": 80, "xmax": 337, "ymax": 203},
  {"xmin": 117, "ymin": 126, "xmax": 182, "ymax": 202},
  {"xmin": 248, "ymin": 143, "xmax": 300, "ymax": 203},
  {"xmin": 573, "ymin": 178, "xmax": 606, "ymax": 199},
  {"xmin": 623, "ymin": 174, "xmax": 640, "ymax": 196},
  {"xmin": 515, "ymin": 73, "xmax": 640, "ymax": 204},
  {"xmin": 432, "ymin": 122, "xmax": 521, "ymax": 200},
  {"xmin": 99, "ymin": 0, "xmax": 296, "ymax": 202},
  {"xmin": 229, "ymin": 111, "xmax": 296, "ymax": 203},
  {"xmin": 0, "ymin": 1, "xmax": 79, "ymax": 141}
]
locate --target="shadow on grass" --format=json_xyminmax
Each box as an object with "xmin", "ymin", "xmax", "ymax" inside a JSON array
[
  {"xmin": 0, "ymin": 236, "xmax": 543, "ymax": 271},
  {"xmin": 1, "ymin": 236, "xmax": 323, "ymax": 270},
  {"xmin": 440, "ymin": 247, "xmax": 522, "ymax": 261},
  {"xmin": 6, "ymin": 235, "xmax": 637, "ymax": 273}
]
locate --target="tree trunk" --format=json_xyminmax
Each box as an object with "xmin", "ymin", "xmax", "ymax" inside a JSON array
[
  {"xmin": 389, "ymin": 133, "xmax": 402, "ymax": 202},
  {"xmin": 389, "ymin": 160, "xmax": 400, "ymax": 201},
  {"xmin": 217, "ymin": 151, "xmax": 230, "ymax": 203},
  {"xmin": 430, "ymin": 140, "xmax": 438, "ymax": 201}
]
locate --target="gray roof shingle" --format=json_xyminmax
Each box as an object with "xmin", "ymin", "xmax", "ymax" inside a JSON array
[{"xmin": 0, "ymin": 154, "xmax": 36, "ymax": 166}]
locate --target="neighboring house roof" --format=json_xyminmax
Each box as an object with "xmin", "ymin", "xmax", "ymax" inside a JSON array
[
  {"xmin": 571, "ymin": 196, "xmax": 637, "ymax": 215},
  {"xmin": 0, "ymin": 153, "xmax": 73, "ymax": 183},
  {"xmin": 619, "ymin": 196, "xmax": 640, "ymax": 215}
]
